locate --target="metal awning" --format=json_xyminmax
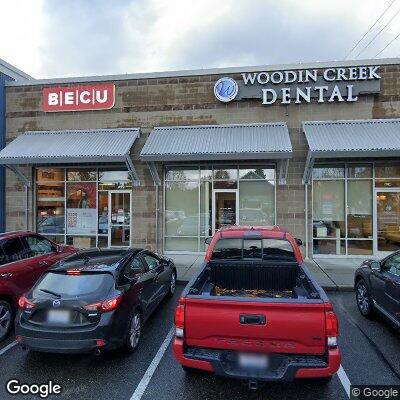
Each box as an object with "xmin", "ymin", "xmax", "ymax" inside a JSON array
[
  {"xmin": 0, "ymin": 128, "xmax": 141, "ymax": 185},
  {"xmin": 302, "ymin": 119, "xmax": 400, "ymax": 183},
  {"xmin": 140, "ymin": 123, "xmax": 292, "ymax": 185}
]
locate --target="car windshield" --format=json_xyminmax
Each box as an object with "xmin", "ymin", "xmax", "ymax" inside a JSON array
[
  {"xmin": 211, "ymin": 238, "xmax": 296, "ymax": 261},
  {"xmin": 33, "ymin": 272, "xmax": 114, "ymax": 298}
]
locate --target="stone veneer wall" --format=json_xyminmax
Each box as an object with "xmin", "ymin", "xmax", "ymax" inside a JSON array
[{"xmin": 5, "ymin": 64, "xmax": 400, "ymax": 255}]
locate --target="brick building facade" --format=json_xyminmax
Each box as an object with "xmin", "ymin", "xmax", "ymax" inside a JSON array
[{"xmin": 2, "ymin": 58, "xmax": 400, "ymax": 258}]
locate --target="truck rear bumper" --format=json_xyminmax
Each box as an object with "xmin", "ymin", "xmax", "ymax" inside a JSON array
[{"xmin": 173, "ymin": 338, "xmax": 341, "ymax": 381}]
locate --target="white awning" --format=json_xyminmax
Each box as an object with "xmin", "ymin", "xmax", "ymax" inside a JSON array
[
  {"xmin": 0, "ymin": 128, "xmax": 141, "ymax": 185},
  {"xmin": 302, "ymin": 119, "xmax": 400, "ymax": 183}
]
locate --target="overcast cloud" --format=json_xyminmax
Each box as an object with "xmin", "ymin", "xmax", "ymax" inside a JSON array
[{"xmin": 1, "ymin": 0, "xmax": 400, "ymax": 78}]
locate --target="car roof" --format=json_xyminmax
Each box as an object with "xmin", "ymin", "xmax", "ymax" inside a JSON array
[
  {"xmin": 50, "ymin": 248, "xmax": 144, "ymax": 273},
  {"xmin": 0, "ymin": 231, "xmax": 38, "ymax": 240}
]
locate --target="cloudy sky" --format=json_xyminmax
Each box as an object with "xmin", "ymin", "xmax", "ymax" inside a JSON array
[{"xmin": 1, "ymin": 0, "xmax": 400, "ymax": 79}]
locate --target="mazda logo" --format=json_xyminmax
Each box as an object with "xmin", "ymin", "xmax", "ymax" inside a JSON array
[{"xmin": 52, "ymin": 300, "xmax": 61, "ymax": 307}]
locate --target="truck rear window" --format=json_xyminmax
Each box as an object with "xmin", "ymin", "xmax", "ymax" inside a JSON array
[{"xmin": 211, "ymin": 238, "xmax": 296, "ymax": 261}]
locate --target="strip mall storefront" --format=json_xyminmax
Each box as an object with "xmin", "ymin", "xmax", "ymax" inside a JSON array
[{"xmin": 1, "ymin": 58, "xmax": 400, "ymax": 259}]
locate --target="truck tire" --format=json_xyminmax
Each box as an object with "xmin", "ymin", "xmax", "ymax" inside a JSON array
[
  {"xmin": 182, "ymin": 365, "xmax": 195, "ymax": 374},
  {"xmin": 0, "ymin": 300, "xmax": 13, "ymax": 342},
  {"xmin": 356, "ymin": 279, "xmax": 374, "ymax": 319}
]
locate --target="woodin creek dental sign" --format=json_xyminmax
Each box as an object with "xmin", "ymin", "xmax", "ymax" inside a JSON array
[
  {"xmin": 213, "ymin": 66, "xmax": 381, "ymax": 105},
  {"xmin": 43, "ymin": 83, "xmax": 115, "ymax": 112}
]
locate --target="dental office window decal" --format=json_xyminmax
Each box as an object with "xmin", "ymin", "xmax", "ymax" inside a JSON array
[
  {"xmin": 214, "ymin": 66, "xmax": 381, "ymax": 105},
  {"xmin": 66, "ymin": 183, "xmax": 97, "ymax": 235}
]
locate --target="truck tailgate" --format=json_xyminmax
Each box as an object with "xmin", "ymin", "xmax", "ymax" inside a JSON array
[{"xmin": 184, "ymin": 298, "xmax": 327, "ymax": 354}]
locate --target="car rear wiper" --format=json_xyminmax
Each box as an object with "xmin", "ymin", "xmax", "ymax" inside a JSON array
[{"xmin": 39, "ymin": 288, "xmax": 61, "ymax": 298}]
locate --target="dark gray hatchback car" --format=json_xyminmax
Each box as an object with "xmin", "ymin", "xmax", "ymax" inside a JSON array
[
  {"xmin": 354, "ymin": 252, "xmax": 400, "ymax": 329},
  {"xmin": 15, "ymin": 248, "xmax": 176, "ymax": 355}
]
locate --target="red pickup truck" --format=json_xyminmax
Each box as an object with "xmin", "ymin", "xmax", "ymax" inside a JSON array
[{"xmin": 173, "ymin": 226, "xmax": 340, "ymax": 389}]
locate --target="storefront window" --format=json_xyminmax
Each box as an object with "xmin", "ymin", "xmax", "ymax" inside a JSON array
[
  {"xmin": 213, "ymin": 167, "xmax": 237, "ymax": 180},
  {"xmin": 35, "ymin": 168, "xmax": 133, "ymax": 249},
  {"xmin": 375, "ymin": 165, "xmax": 400, "ymax": 178},
  {"xmin": 67, "ymin": 169, "xmax": 97, "ymax": 181},
  {"xmin": 66, "ymin": 182, "xmax": 97, "ymax": 235},
  {"xmin": 239, "ymin": 167, "xmax": 275, "ymax": 180},
  {"xmin": 313, "ymin": 166, "xmax": 344, "ymax": 179},
  {"xmin": 36, "ymin": 168, "xmax": 64, "ymax": 182},
  {"xmin": 313, "ymin": 180, "xmax": 345, "ymax": 238},
  {"xmin": 165, "ymin": 168, "xmax": 199, "ymax": 181},
  {"xmin": 165, "ymin": 181, "xmax": 199, "ymax": 238},
  {"xmin": 36, "ymin": 183, "xmax": 65, "ymax": 235},
  {"xmin": 239, "ymin": 181, "xmax": 275, "ymax": 225},
  {"xmin": 164, "ymin": 165, "xmax": 276, "ymax": 252},
  {"xmin": 347, "ymin": 181, "xmax": 372, "ymax": 239},
  {"xmin": 312, "ymin": 163, "xmax": 373, "ymax": 256}
]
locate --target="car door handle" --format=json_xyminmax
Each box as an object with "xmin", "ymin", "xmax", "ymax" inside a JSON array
[
  {"xmin": 1, "ymin": 273, "xmax": 12, "ymax": 279},
  {"xmin": 39, "ymin": 260, "xmax": 49, "ymax": 266}
]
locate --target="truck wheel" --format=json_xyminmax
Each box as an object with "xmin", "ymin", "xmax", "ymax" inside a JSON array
[
  {"xmin": 182, "ymin": 365, "xmax": 195, "ymax": 374},
  {"xmin": 313, "ymin": 376, "xmax": 333, "ymax": 385},
  {"xmin": 356, "ymin": 279, "xmax": 374, "ymax": 319},
  {"xmin": 0, "ymin": 300, "xmax": 13, "ymax": 342},
  {"xmin": 124, "ymin": 310, "xmax": 142, "ymax": 353}
]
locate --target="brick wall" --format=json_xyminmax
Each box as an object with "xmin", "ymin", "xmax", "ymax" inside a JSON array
[{"xmin": 5, "ymin": 64, "xmax": 400, "ymax": 254}]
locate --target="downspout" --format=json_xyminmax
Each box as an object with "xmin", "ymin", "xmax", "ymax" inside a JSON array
[
  {"xmin": 304, "ymin": 182, "xmax": 308, "ymax": 259},
  {"xmin": 25, "ymin": 185, "xmax": 29, "ymax": 231},
  {"xmin": 155, "ymin": 184, "xmax": 159, "ymax": 252}
]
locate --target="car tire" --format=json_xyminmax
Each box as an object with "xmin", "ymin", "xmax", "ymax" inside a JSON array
[
  {"xmin": 124, "ymin": 310, "xmax": 142, "ymax": 353},
  {"xmin": 356, "ymin": 279, "xmax": 374, "ymax": 319},
  {"xmin": 167, "ymin": 271, "xmax": 176, "ymax": 297},
  {"xmin": 0, "ymin": 300, "xmax": 13, "ymax": 342}
]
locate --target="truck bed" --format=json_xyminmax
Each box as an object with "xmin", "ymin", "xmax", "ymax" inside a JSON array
[{"xmin": 187, "ymin": 260, "xmax": 320, "ymax": 300}]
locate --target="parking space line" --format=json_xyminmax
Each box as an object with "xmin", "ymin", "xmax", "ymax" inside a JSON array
[
  {"xmin": 0, "ymin": 341, "xmax": 17, "ymax": 356},
  {"xmin": 337, "ymin": 365, "xmax": 351, "ymax": 398},
  {"xmin": 130, "ymin": 327, "xmax": 174, "ymax": 400}
]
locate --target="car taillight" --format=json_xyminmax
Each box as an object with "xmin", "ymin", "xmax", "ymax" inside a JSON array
[
  {"xmin": 325, "ymin": 309, "xmax": 339, "ymax": 348},
  {"xmin": 174, "ymin": 298, "xmax": 185, "ymax": 338},
  {"xmin": 84, "ymin": 295, "xmax": 122, "ymax": 313},
  {"xmin": 18, "ymin": 295, "xmax": 35, "ymax": 310},
  {"xmin": 66, "ymin": 269, "xmax": 81, "ymax": 275}
]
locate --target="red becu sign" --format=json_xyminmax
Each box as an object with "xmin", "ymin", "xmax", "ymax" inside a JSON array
[{"xmin": 43, "ymin": 83, "xmax": 115, "ymax": 112}]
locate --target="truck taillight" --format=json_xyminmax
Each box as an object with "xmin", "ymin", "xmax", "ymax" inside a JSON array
[
  {"xmin": 325, "ymin": 310, "xmax": 339, "ymax": 348},
  {"xmin": 174, "ymin": 298, "xmax": 185, "ymax": 338}
]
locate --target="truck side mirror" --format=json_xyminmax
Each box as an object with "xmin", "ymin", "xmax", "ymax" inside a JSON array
[
  {"xmin": 295, "ymin": 238, "xmax": 303, "ymax": 246},
  {"xmin": 370, "ymin": 261, "xmax": 381, "ymax": 272},
  {"xmin": 204, "ymin": 237, "xmax": 212, "ymax": 245}
]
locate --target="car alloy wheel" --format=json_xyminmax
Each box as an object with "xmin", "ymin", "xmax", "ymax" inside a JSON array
[
  {"xmin": 170, "ymin": 272, "xmax": 176, "ymax": 295},
  {"xmin": 129, "ymin": 312, "xmax": 141, "ymax": 350},
  {"xmin": 0, "ymin": 301, "xmax": 12, "ymax": 341},
  {"xmin": 356, "ymin": 281, "xmax": 370, "ymax": 316}
]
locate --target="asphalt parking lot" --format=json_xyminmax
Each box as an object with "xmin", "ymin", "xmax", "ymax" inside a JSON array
[{"xmin": 0, "ymin": 287, "xmax": 399, "ymax": 400}]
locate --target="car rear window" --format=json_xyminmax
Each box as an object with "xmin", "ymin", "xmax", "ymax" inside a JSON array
[
  {"xmin": 33, "ymin": 272, "xmax": 114, "ymax": 298},
  {"xmin": 211, "ymin": 238, "xmax": 296, "ymax": 261}
]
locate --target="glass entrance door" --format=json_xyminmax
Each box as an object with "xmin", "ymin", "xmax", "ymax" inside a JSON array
[
  {"xmin": 212, "ymin": 190, "xmax": 238, "ymax": 233},
  {"xmin": 375, "ymin": 189, "xmax": 400, "ymax": 254},
  {"xmin": 108, "ymin": 191, "xmax": 131, "ymax": 247}
]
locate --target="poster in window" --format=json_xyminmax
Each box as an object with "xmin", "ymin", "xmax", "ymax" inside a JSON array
[{"xmin": 66, "ymin": 183, "xmax": 97, "ymax": 234}]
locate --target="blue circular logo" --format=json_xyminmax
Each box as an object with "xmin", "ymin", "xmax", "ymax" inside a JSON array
[{"xmin": 214, "ymin": 77, "xmax": 238, "ymax": 102}]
